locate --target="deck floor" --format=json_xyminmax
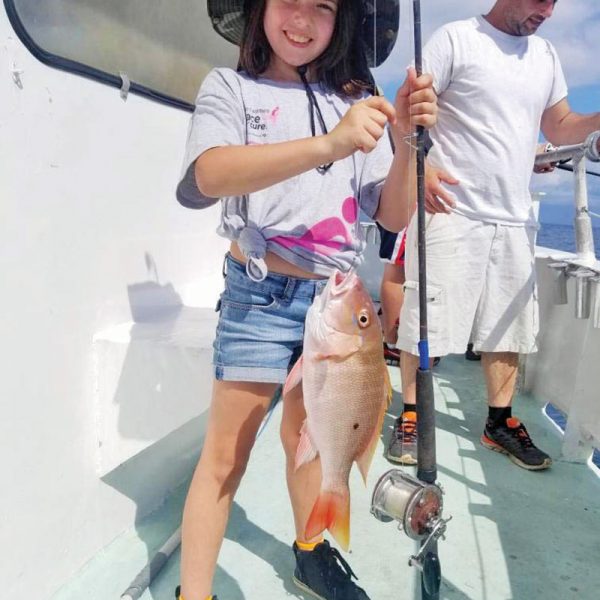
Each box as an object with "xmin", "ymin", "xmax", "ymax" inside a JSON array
[{"xmin": 54, "ymin": 356, "xmax": 600, "ymax": 600}]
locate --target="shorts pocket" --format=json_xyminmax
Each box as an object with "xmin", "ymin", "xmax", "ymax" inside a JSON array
[
  {"xmin": 222, "ymin": 275, "xmax": 279, "ymax": 311},
  {"xmin": 403, "ymin": 280, "xmax": 444, "ymax": 336}
]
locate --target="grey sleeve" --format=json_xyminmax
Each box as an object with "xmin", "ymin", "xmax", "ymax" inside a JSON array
[
  {"xmin": 358, "ymin": 128, "xmax": 394, "ymax": 219},
  {"xmin": 176, "ymin": 69, "xmax": 246, "ymax": 209}
]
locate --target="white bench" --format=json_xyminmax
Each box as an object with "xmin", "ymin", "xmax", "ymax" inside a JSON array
[{"xmin": 93, "ymin": 305, "xmax": 218, "ymax": 476}]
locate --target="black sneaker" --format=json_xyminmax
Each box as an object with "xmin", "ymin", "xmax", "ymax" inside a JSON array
[
  {"xmin": 383, "ymin": 342, "xmax": 400, "ymax": 365},
  {"xmin": 481, "ymin": 417, "xmax": 552, "ymax": 470},
  {"xmin": 292, "ymin": 540, "xmax": 370, "ymax": 600},
  {"xmin": 465, "ymin": 343, "xmax": 481, "ymax": 361},
  {"xmin": 385, "ymin": 411, "xmax": 418, "ymax": 465},
  {"xmin": 175, "ymin": 586, "xmax": 218, "ymax": 600}
]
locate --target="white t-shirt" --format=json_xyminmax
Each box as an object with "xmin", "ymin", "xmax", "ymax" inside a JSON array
[{"xmin": 424, "ymin": 16, "xmax": 568, "ymax": 226}]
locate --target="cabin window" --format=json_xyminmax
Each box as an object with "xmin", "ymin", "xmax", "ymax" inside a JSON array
[{"xmin": 5, "ymin": 0, "xmax": 238, "ymax": 110}]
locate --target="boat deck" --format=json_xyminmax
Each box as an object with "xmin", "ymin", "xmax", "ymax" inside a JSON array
[{"xmin": 54, "ymin": 355, "xmax": 600, "ymax": 600}]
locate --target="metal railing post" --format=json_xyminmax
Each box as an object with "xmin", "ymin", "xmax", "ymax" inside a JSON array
[{"xmin": 573, "ymin": 155, "xmax": 596, "ymax": 267}]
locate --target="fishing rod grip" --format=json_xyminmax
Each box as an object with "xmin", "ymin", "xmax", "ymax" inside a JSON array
[{"xmin": 416, "ymin": 368, "xmax": 437, "ymax": 484}]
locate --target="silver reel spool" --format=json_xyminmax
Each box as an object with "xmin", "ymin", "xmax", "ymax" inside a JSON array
[{"xmin": 371, "ymin": 469, "xmax": 444, "ymax": 539}]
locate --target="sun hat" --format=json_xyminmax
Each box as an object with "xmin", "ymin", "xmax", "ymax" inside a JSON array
[{"xmin": 207, "ymin": 0, "xmax": 400, "ymax": 68}]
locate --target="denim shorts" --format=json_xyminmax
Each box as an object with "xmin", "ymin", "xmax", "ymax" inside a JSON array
[{"xmin": 213, "ymin": 254, "xmax": 328, "ymax": 383}]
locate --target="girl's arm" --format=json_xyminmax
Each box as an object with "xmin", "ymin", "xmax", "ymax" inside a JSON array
[
  {"xmin": 195, "ymin": 137, "xmax": 332, "ymax": 198},
  {"xmin": 195, "ymin": 96, "xmax": 397, "ymax": 198},
  {"xmin": 376, "ymin": 146, "xmax": 416, "ymax": 232},
  {"xmin": 375, "ymin": 69, "xmax": 438, "ymax": 232}
]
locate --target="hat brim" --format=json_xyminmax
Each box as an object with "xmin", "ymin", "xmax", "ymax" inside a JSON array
[{"xmin": 207, "ymin": 0, "xmax": 399, "ymax": 68}]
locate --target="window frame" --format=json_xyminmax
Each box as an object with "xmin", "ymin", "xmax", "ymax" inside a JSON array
[{"xmin": 3, "ymin": 0, "xmax": 195, "ymax": 112}]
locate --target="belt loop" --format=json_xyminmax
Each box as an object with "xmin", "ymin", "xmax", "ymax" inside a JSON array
[
  {"xmin": 283, "ymin": 277, "xmax": 295, "ymax": 301},
  {"xmin": 222, "ymin": 253, "xmax": 228, "ymax": 278}
]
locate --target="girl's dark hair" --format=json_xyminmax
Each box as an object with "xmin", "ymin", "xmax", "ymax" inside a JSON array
[{"xmin": 238, "ymin": 0, "xmax": 374, "ymax": 97}]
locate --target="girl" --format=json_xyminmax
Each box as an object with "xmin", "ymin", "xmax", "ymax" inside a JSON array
[{"xmin": 175, "ymin": 1, "xmax": 437, "ymax": 599}]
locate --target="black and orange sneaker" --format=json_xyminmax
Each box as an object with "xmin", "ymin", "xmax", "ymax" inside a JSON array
[
  {"xmin": 174, "ymin": 586, "xmax": 218, "ymax": 600},
  {"xmin": 481, "ymin": 417, "xmax": 552, "ymax": 470},
  {"xmin": 385, "ymin": 411, "xmax": 418, "ymax": 465},
  {"xmin": 383, "ymin": 343, "xmax": 401, "ymax": 365},
  {"xmin": 292, "ymin": 540, "xmax": 370, "ymax": 600}
]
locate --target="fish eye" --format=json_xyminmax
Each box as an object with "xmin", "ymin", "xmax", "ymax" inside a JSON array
[{"xmin": 358, "ymin": 311, "xmax": 370, "ymax": 328}]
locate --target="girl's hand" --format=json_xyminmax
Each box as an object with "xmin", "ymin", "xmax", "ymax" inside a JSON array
[
  {"xmin": 392, "ymin": 67, "xmax": 438, "ymax": 145},
  {"xmin": 327, "ymin": 96, "xmax": 397, "ymax": 161}
]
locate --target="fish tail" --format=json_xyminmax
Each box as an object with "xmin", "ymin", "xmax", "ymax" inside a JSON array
[{"xmin": 305, "ymin": 489, "xmax": 350, "ymax": 551}]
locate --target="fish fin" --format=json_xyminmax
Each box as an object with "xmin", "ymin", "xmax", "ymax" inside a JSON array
[
  {"xmin": 295, "ymin": 422, "xmax": 319, "ymax": 470},
  {"xmin": 305, "ymin": 489, "xmax": 350, "ymax": 552},
  {"xmin": 313, "ymin": 332, "xmax": 362, "ymax": 361},
  {"xmin": 356, "ymin": 374, "xmax": 392, "ymax": 485},
  {"xmin": 283, "ymin": 355, "xmax": 303, "ymax": 397},
  {"xmin": 384, "ymin": 366, "xmax": 393, "ymax": 409}
]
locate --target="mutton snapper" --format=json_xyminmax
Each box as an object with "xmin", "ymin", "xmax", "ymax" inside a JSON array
[{"xmin": 283, "ymin": 269, "xmax": 391, "ymax": 551}]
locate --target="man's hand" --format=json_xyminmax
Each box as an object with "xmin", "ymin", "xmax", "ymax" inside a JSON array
[
  {"xmin": 425, "ymin": 166, "xmax": 458, "ymax": 214},
  {"xmin": 533, "ymin": 143, "xmax": 557, "ymax": 174}
]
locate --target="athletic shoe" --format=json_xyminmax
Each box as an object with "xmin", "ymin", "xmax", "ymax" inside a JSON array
[
  {"xmin": 481, "ymin": 417, "xmax": 552, "ymax": 470},
  {"xmin": 174, "ymin": 586, "xmax": 218, "ymax": 600},
  {"xmin": 383, "ymin": 342, "xmax": 400, "ymax": 365},
  {"xmin": 385, "ymin": 411, "xmax": 418, "ymax": 465},
  {"xmin": 292, "ymin": 540, "xmax": 370, "ymax": 600},
  {"xmin": 465, "ymin": 343, "xmax": 481, "ymax": 361}
]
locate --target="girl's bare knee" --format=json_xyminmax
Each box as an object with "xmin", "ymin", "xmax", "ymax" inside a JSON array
[
  {"xmin": 202, "ymin": 446, "xmax": 251, "ymax": 494},
  {"xmin": 280, "ymin": 421, "xmax": 301, "ymax": 460}
]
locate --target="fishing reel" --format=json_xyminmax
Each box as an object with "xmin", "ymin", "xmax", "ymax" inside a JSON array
[
  {"xmin": 371, "ymin": 469, "xmax": 450, "ymax": 578},
  {"xmin": 371, "ymin": 470, "xmax": 445, "ymax": 537}
]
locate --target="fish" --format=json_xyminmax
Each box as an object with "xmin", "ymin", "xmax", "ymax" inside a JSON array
[{"xmin": 283, "ymin": 269, "xmax": 391, "ymax": 551}]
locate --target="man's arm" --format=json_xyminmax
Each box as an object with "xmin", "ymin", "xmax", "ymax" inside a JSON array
[{"xmin": 541, "ymin": 98, "xmax": 600, "ymax": 149}]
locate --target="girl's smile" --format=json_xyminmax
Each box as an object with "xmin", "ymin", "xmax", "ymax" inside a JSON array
[{"xmin": 263, "ymin": 0, "xmax": 339, "ymax": 80}]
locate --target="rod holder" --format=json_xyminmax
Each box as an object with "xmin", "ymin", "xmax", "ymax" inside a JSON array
[
  {"xmin": 574, "ymin": 269, "xmax": 595, "ymax": 320},
  {"xmin": 591, "ymin": 278, "xmax": 600, "ymax": 329},
  {"xmin": 547, "ymin": 262, "xmax": 570, "ymax": 305}
]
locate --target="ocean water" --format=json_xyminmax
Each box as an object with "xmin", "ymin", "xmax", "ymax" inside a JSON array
[
  {"xmin": 537, "ymin": 222, "xmax": 600, "ymax": 468},
  {"xmin": 537, "ymin": 222, "xmax": 600, "ymax": 256}
]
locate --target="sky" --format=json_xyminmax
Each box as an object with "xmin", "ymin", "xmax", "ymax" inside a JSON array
[{"xmin": 372, "ymin": 0, "xmax": 600, "ymax": 226}]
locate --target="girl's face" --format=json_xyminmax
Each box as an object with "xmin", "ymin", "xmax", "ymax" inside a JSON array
[{"xmin": 263, "ymin": 0, "xmax": 339, "ymax": 80}]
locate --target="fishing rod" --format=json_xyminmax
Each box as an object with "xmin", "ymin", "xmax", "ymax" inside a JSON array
[
  {"xmin": 557, "ymin": 163, "xmax": 600, "ymax": 178},
  {"xmin": 411, "ymin": 2, "xmax": 445, "ymax": 597},
  {"xmin": 371, "ymin": 3, "xmax": 449, "ymax": 599}
]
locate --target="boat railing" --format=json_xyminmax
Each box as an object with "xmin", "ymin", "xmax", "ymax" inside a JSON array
[{"xmin": 535, "ymin": 131, "xmax": 600, "ymax": 269}]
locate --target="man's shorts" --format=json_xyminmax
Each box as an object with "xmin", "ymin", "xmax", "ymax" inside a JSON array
[
  {"xmin": 396, "ymin": 211, "xmax": 539, "ymax": 357},
  {"xmin": 377, "ymin": 223, "xmax": 407, "ymax": 266},
  {"xmin": 213, "ymin": 254, "xmax": 327, "ymax": 383}
]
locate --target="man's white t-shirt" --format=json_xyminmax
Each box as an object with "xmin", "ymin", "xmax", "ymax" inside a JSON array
[{"xmin": 424, "ymin": 16, "xmax": 568, "ymax": 226}]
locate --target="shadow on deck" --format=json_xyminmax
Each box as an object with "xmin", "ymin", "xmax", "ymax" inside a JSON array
[{"xmin": 54, "ymin": 356, "xmax": 600, "ymax": 600}]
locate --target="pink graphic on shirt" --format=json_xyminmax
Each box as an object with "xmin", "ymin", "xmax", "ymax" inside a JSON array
[
  {"xmin": 269, "ymin": 107, "xmax": 280, "ymax": 124},
  {"xmin": 270, "ymin": 196, "xmax": 358, "ymax": 257}
]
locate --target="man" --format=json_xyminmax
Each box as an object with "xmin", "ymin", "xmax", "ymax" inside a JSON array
[
  {"xmin": 389, "ymin": 0, "xmax": 600, "ymax": 470},
  {"xmin": 377, "ymin": 223, "xmax": 406, "ymax": 366}
]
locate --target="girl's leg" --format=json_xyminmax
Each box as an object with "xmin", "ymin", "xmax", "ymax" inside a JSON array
[
  {"xmin": 180, "ymin": 379, "xmax": 278, "ymax": 600},
  {"xmin": 280, "ymin": 384, "xmax": 322, "ymax": 542}
]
